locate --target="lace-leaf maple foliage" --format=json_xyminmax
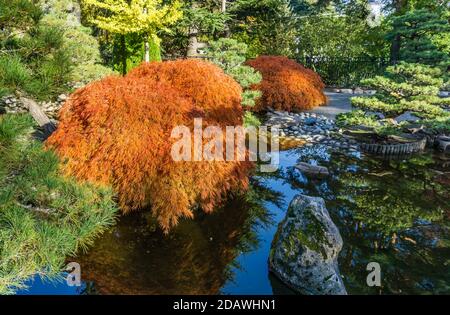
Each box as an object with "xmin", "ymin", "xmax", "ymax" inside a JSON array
[
  {"xmin": 246, "ymin": 56, "xmax": 327, "ymax": 112},
  {"xmin": 46, "ymin": 59, "xmax": 252, "ymax": 232},
  {"xmin": 127, "ymin": 59, "xmax": 244, "ymax": 127}
]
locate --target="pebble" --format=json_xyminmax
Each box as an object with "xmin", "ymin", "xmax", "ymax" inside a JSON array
[{"xmin": 264, "ymin": 110, "xmax": 357, "ymax": 155}]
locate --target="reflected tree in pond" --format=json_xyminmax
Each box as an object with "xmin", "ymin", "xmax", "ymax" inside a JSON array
[
  {"xmin": 280, "ymin": 148, "xmax": 449, "ymax": 294},
  {"xmin": 74, "ymin": 179, "xmax": 282, "ymax": 295},
  {"xmin": 327, "ymin": 153, "xmax": 448, "ymax": 294},
  {"xmin": 323, "ymin": 153, "xmax": 447, "ymax": 247}
]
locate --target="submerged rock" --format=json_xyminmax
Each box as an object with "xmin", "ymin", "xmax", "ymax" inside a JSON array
[
  {"xmin": 295, "ymin": 162, "xmax": 329, "ymax": 178},
  {"xmin": 269, "ymin": 195, "xmax": 347, "ymax": 295}
]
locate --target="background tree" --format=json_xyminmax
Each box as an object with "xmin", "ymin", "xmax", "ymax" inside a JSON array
[
  {"xmin": 294, "ymin": 0, "xmax": 389, "ymax": 86},
  {"xmin": 387, "ymin": 8, "xmax": 450, "ymax": 67},
  {"xmin": 160, "ymin": 0, "xmax": 230, "ymax": 58},
  {"xmin": 385, "ymin": 0, "xmax": 409, "ymax": 64},
  {"xmin": 290, "ymin": 0, "xmax": 334, "ymax": 14},
  {"xmin": 185, "ymin": 1, "xmax": 230, "ymax": 57},
  {"xmin": 206, "ymin": 38, "xmax": 262, "ymax": 126},
  {"xmin": 383, "ymin": 0, "xmax": 449, "ymax": 63},
  {"xmin": 39, "ymin": 0, "xmax": 114, "ymax": 87},
  {"xmin": 81, "ymin": 0, "xmax": 182, "ymax": 74},
  {"xmin": 229, "ymin": 0, "xmax": 298, "ymax": 58}
]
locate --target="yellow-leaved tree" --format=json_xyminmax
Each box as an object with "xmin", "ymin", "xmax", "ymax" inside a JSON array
[{"xmin": 82, "ymin": 0, "xmax": 182, "ymax": 74}]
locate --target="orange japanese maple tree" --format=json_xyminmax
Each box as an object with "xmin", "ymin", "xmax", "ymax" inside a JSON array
[
  {"xmin": 46, "ymin": 59, "xmax": 252, "ymax": 232},
  {"xmin": 246, "ymin": 56, "xmax": 327, "ymax": 112}
]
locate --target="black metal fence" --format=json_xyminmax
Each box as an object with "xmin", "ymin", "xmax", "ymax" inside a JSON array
[{"xmin": 297, "ymin": 56, "xmax": 390, "ymax": 88}]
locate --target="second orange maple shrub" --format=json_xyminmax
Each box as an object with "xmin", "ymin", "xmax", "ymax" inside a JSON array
[
  {"xmin": 46, "ymin": 60, "xmax": 252, "ymax": 232},
  {"xmin": 246, "ymin": 56, "xmax": 327, "ymax": 112}
]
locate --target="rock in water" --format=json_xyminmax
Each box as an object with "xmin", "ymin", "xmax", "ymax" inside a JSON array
[
  {"xmin": 269, "ymin": 195, "xmax": 347, "ymax": 295},
  {"xmin": 295, "ymin": 162, "xmax": 329, "ymax": 178}
]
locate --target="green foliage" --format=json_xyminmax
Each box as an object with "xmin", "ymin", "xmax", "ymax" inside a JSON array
[
  {"xmin": 336, "ymin": 110, "xmax": 404, "ymax": 136},
  {"xmin": 341, "ymin": 61, "xmax": 450, "ymax": 134},
  {"xmin": 160, "ymin": 0, "xmax": 229, "ymax": 58},
  {"xmin": 103, "ymin": 33, "xmax": 163, "ymax": 68},
  {"xmin": 296, "ymin": 2, "xmax": 387, "ymax": 59},
  {"xmin": 81, "ymin": 0, "xmax": 182, "ymax": 73},
  {"xmin": 0, "ymin": 55, "xmax": 32, "ymax": 94},
  {"xmin": 81, "ymin": 0, "xmax": 182, "ymax": 35},
  {"xmin": 336, "ymin": 110, "xmax": 381, "ymax": 128},
  {"xmin": 0, "ymin": 0, "xmax": 42, "ymax": 32},
  {"xmin": 229, "ymin": 0, "xmax": 298, "ymax": 58},
  {"xmin": 350, "ymin": 62, "xmax": 450, "ymax": 134},
  {"xmin": 290, "ymin": 0, "xmax": 334, "ymax": 14},
  {"xmin": 0, "ymin": 0, "xmax": 74, "ymax": 100},
  {"xmin": 207, "ymin": 38, "xmax": 262, "ymax": 105},
  {"xmin": 40, "ymin": 1, "xmax": 114, "ymax": 85},
  {"xmin": 207, "ymin": 38, "xmax": 262, "ymax": 125},
  {"xmin": 0, "ymin": 0, "xmax": 113, "ymax": 98},
  {"xmin": 387, "ymin": 8, "xmax": 450, "ymax": 68},
  {"xmin": 184, "ymin": 4, "xmax": 230, "ymax": 34},
  {"xmin": 148, "ymin": 36, "xmax": 162, "ymax": 62},
  {"xmin": 243, "ymin": 111, "xmax": 261, "ymax": 127},
  {"xmin": 0, "ymin": 114, "xmax": 117, "ymax": 294},
  {"xmin": 28, "ymin": 49, "xmax": 73, "ymax": 97},
  {"xmin": 100, "ymin": 33, "xmax": 148, "ymax": 74},
  {"xmin": 295, "ymin": 1, "xmax": 389, "ymax": 86},
  {"xmin": 423, "ymin": 116, "xmax": 450, "ymax": 134}
]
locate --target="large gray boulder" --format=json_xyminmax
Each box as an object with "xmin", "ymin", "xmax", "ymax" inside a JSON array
[{"xmin": 269, "ymin": 195, "xmax": 347, "ymax": 295}]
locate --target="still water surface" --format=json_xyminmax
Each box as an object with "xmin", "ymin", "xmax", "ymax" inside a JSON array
[{"xmin": 19, "ymin": 145, "xmax": 450, "ymax": 295}]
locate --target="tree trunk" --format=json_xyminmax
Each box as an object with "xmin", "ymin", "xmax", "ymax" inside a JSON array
[
  {"xmin": 144, "ymin": 36, "xmax": 150, "ymax": 62},
  {"xmin": 390, "ymin": 34, "xmax": 401, "ymax": 65},
  {"xmin": 390, "ymin": 0, "xmax": 408, "ymax": 64},
  {"xmin": 187, "ymin": 28, "xmax": 200, "ymax": 57},
  {"xmin": 143, "ymin": 8, "xmax": 150, "ymax": 62},
  {"xmin": 186, "ymin": 2, "xmax": 204, "ymax": 57},
  {"xmin": 121, "ymin": 35, "xmax": 127, "ymax": 75},
  {"xmin": 221, "ymin": 0, "xmax": 231, "ymax": 38},
  {"xmin": 20, "ymin": 97, "xmax": 56, "ymax": 139}
]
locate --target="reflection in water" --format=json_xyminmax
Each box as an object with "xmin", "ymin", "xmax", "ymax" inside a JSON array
[
  {"xmin": 288, "ymin": 146, "xmax": 450, "ymax": 294},
  {"xmin": 21, "ymin": 145, "xmax": 450, "ymax": 295},
  {"xmin": 73, "ymin": 181, "xmax": 282, "ymax": 295}
]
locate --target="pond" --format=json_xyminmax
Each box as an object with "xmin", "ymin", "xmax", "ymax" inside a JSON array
[{"xmin": 18, "ymin": 144, "xmax": 450, "ymax": 295}]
